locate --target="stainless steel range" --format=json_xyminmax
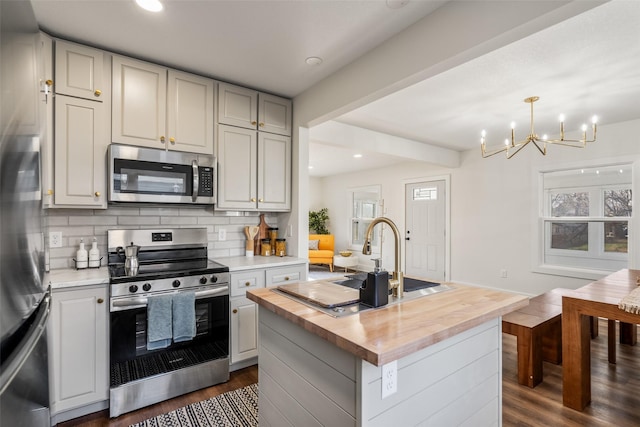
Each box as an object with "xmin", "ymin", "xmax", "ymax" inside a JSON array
[{"xmin": 107, "ymin": 228, "xmax": 229, "ymax": 418}]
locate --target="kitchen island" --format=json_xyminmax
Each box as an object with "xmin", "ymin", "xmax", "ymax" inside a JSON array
[{"xmin": 247, "ymin": 280, "xmax": 528, "ymax": 426}]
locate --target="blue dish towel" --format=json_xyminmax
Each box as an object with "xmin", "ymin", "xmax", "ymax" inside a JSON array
[
  {"xmin": 147, "ymin": 294, "xmax": 173, "ymax": 350},
  {"xmin": 172, "ymin": 292, "xmax": 196, "ymax": 343}
]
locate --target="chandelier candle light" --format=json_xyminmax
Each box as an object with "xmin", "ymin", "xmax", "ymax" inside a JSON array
[{"xmin": 480, "ymin": 96, "xmax": 597, "ymax": 159}]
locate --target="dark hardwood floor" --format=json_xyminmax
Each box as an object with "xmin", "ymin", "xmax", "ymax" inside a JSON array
[{"xmin": 61, "ymin": 318, "xmax": 639, "ymax": 426}]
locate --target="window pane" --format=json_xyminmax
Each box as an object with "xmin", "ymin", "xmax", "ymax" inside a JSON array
[
  {"xmin": 551, "ymin": 222, "xmax": 588, "ymax": 251},
  {"xmin": 604, "ymin": 189, "xmax": 632, "ymax": 217},
  {"xmin": 551, "ymin": 192, "xmax": 589, "ymax": 217},
  {"xmin": 413, "ymin": 187, "xmax": 437, "ymax": 201},
  {"xmin": 604, "ymin": 221, "xmax": 628, "ymax": 253},
  {"xmin": 351, "ymin": 220, "xmax": 379, "ymax": 246}
]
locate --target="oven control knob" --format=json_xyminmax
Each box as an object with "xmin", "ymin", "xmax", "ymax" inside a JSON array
[
  {"xmin": 143, "ymin": 283, "xmax": 151, "ymax": 292},
  {"xmin": 172, "ymin": 280, "xmax": 181, "ymax": 288},
  {"xmin": 199, "ymin": 276, "xmax": 208, "ymax": 285},
  {"xmin": 211, "ymin": 275, "xmax": 218, "ymax": 283},
  {"xmin": 129, "ymin": 285, "xmax": 138, "ymax": 293}
]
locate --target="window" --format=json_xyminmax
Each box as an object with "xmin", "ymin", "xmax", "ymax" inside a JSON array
[
  {"xmin": 349, "ymin": 186, "xmax": 381, "ymax": 251},
  {"xmin": 540, "ymin": 164, "xmax": 632, "ymax": 274}
]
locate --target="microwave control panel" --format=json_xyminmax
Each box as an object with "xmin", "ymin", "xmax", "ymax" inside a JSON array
[{"xmin": 198, "ymin": 167, "xmax": 214, "ymax": 196}]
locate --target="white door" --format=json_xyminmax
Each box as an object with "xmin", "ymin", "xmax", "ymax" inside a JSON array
[{"xmin": 405, "ymin": 180, "xmax": 446, "ymax": 281}]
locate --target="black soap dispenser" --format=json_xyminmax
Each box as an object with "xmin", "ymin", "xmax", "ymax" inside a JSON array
[{"xmin": 360, "ymin": 258, "xmax": 389, "ymax": 308}]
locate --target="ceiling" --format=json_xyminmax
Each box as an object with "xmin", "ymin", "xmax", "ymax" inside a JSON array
[{"xmin": 31, "ymin": 1, "xmax": 640, "ymax": 177}]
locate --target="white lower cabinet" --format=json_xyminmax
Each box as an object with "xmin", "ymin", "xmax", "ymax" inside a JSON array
[
  {"xmin": 230, "ymin": 297, "xmax": 259, "ymax": 364},
  {"xmin": 229, "ymin": 262, "xmax": 307, "ymax": 368},
  {"xmin": 49, "ymin": 284, "xmax": 108, "ymax": 420}
]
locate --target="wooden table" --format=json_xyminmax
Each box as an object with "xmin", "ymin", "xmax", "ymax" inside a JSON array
[{"xmin": 562, "ymin": 269, "xmax": 640, "ymax": 410}]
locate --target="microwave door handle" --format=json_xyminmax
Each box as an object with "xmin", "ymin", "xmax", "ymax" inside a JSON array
[{"xmin": 192, "ymin": 160, "xmax": 199, "ymax": 202}]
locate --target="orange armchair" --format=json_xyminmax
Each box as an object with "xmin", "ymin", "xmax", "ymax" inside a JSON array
[{"xmin": 308, "ymin": 234, "xmax": 334, "ymax": 272}]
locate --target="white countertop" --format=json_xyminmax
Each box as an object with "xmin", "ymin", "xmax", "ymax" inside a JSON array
[
  {"xmin": 214, "ymin": 255, "xmax": 307, "ymax": 272},
  {"xmin": 46, "ymin": 267, "xmax": 110, "ymax": 290}
]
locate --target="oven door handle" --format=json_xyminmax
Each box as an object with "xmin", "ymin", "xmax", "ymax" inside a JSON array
[
  {"xmin": 192, "ymin": 160, "xmax": 199, "ymax": 202},
  {"xmin": 112, "ymin": 286, "xmax": 228, "ymax": 308}
]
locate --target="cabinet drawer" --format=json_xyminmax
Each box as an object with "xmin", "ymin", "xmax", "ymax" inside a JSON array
[
  {"xmin": 266, "ymin": 264, "xmax": 307, "ymax": 286},
  {"xmin": 230, "ymin": 270, "xmax": 265, "ymax": 297}
]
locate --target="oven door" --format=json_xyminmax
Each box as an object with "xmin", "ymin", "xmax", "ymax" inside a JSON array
[{"xmin": 109, "ymin": 286, "xmax": 229, "ymax": 388}]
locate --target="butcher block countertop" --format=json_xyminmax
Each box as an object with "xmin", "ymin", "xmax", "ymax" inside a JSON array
[{"xmin": 247, "ymin": 280, "xmax": 528, "ymax": 366}]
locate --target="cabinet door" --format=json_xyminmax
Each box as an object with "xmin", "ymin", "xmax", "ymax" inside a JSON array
[
  {"xmin": 54, "ymin": 95, "xmax": 106, "ymax": 207},
  {"xmin": 49, "ymin": 286, "xmax": 108, "ymax": 414},
  {"xmin": 258, "ymin": 132, "xmax": 291, "ymax": 211},
  {"xmin": 217, "ymin": 83, "xmax": 257, "ymax": 130},
  {"xmin": 112, "ymin": 56, "xmax": 167, "ymax": 149},
  {"xmin": 167, "ymin": 70, "xmax": 215, "ymax": 154},
  {"xmin": 230, "ymin": 297, "xmax": 258, "ymax": 364},
  {"xmin": 55, "ymin": 40, "xmax": 104, "ymax": 101},
  {"xmin": 216, "ymin": 124, "xmax": 257, "ymax": 210},
  {"xmin": 230, "ymin": 269, "xmax": 265, "ymax": 297},
  {"xmin": 258, "ymin": 93, "xmax": 291, "ymax": 136}
]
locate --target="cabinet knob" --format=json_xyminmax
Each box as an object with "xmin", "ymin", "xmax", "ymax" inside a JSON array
[
  {"xmin": 259, "ymin": 198, "xmax": 263, "ymax": 202},
  {"xmin": 94, "ymin": 191, "xmax": 100, "ymax": 197},
  {"xmin": 232, "ymin": 309, "xmax": 238, "ymax": 314},
  {"xmin": 45, "ymin": 79, "xmax": 53, "ymax": 87},
  {"xmin": 251, "ymin": 197, "xmax": 256, "ymax": 202},
  {"xmin": 285, "ymin": 277, "xmax": 290, "ymax": 281},
  {"xmin": 259, "ymin": 122, "xmax": 264, "ymax": 127},
  {"xmin": 160, "ymin": 136, "xmax": 165, "ymax": 142},
  {"xmin": 245, "ymin": 281, "xmax": 251, "ymax": 287},
  {"xmin": 47, "ymin": 189, "xmax": 53, "ymax": 195},
  {"xmin": 251, "ymin": 120, "xmax": 257, "ymax": 126},
  {"xmin": 97, "ymin": 298, "xmax": 104, "ymax": 304},
  {"xmin": 94, "ymin": 89, "xmax": 102, "ymax": 97},
  {"xmin": 169, "ymin": 137, "xmax": 175, "ymax": 144}
]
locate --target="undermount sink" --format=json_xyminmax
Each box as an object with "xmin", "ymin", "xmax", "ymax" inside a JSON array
[{"xmin": 273, "ymin": 274, "xmax": 453, "ymax": 318}]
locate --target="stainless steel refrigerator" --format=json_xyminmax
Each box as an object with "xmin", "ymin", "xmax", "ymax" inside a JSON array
[{"xmin": 0, "ymin": 1, "xmax": 50, "ymax": 426}]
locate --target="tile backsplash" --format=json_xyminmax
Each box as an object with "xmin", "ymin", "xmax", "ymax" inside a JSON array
[{"xmin": 45, "ymin": 206, "xmax": 280, "ymax": 270}]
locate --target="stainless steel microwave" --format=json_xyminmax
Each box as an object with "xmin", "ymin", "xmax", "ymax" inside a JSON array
[{"xmin": 108, "ymin": 144, "xmax": 216, "ymax": 205}]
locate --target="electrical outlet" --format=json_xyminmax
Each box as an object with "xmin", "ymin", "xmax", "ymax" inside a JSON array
[
  {"xmin": 500, "ymin": 269, "xmax": 508, "ymax": 278},
  {"xmin": 381, "ymin": 360, "xmax": 398, "ymax": 398},
  {"xmin": 49, "ymin": 231, "xmax": 62, "ymax": 248},
  {"xmin": 218, "ymin": 229, "xmax": 226, "ymax": 241}
]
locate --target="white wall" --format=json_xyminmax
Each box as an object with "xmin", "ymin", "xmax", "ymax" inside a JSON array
[
  {"xmin": 316, "ymin": 119, "xmax": 640, "ymax": 295},
  {"xmin": 308, "ymin": 177, "xmax": 324, "ymax": 212}
]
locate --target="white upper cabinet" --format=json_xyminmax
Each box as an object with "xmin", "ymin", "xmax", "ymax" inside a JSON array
[
  {"xmin": 257, "ymin": 132, "xmax": 291, "ymax": 211},
  {"xmin": 218, "ymin": 82, "xmax": 291, "ymax": 136},
  {"xmin": 112, "ymin": 56, "xmax": 214, "ymax": 154},
  {"xmin": 55, "ymin": 40, "xmax": 104, "ymax": 101},
  {"xmin": 167, "ymin": 70, "xmax": 215, "ymax": 154},
  {"xmin": 54, "ymin": 95, "xmax": 107, "ymax": 207}
]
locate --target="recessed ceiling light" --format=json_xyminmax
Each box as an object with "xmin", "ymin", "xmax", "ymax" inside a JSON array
[
  {"xmin": 305, "ymin": 57, "xmax": 323, "ymax": 66},
  {"xmin": 353, "ymin": 154, "xmax": 363, "ymax": 158},
  {"xmin": 136, "ymin": 0, "xmax": 163, "ymax": 12},
  {"xmin": 386, "ymin": 0, "xmax": 409, "ymax": 9}
]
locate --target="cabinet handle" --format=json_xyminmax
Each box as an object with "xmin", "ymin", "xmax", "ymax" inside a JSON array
[
  {"xmin": 94, "ymin": 191, "xmax": 100, "ymax": 197},
  {"xmin": 160, "ymin": 136, "xmax": 165, "ymax": 142},
  {"xmin": 97, "ymin": 298, "xmax": 104, "ymax": 304},
  {"xmin": 232, "ymin": 309, "xmax": 238, "ymax": 314},
  {"xmin": 259, "ymin": 122, "xmax": 264, "ymax": 127},
  {"xmin": 251, "ymin": 120, "xmax": 257, "ymax": 126},
  {"xmin": 251, "ymin": 198, "xmax": 256, "ymax": 202},
  {"xmin": 169, "ymin": 137, "xmax": 175, "ymax": 144},
  {"xmin": 245, "ymin": 281, "xmax": 251, "ymax": 287},
  {"xmin": 94, "ymin": 89, "xmax": 102, "ymax": 97}
]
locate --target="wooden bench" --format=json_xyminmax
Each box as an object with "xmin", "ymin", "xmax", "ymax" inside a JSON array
[{"xmin": 502, "ymin": 288, "xmax": 571, "ymax": 388}]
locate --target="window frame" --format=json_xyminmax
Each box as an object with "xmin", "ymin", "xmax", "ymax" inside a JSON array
[
  {"xmin": 347, "ymin": 185, "xmax": 382, "ymax": 253},
  {"xmin": 533, "ymin": 160, "xmax": 637, "ymax": 280}
]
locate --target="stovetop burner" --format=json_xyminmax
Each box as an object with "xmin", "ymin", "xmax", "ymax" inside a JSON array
[{"xmin": 108, "ymin": 259, "xmax": 229, "ymax": 284}]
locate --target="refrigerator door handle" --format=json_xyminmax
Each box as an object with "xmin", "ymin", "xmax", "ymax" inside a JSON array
[{"xmin": 0, "ymin": 291, "xmax": 51, "ymax": 395}]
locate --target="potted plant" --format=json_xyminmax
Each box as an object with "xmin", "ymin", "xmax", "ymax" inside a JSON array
[{"xmin": 309, "ymin": 208, "xmax": 330, "ymax": 234}]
